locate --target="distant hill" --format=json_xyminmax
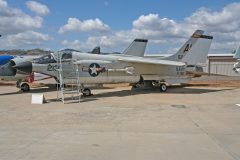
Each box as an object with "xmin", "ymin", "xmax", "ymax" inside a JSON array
[
  {"xmin": 0, "ymin": 48, "xmax": 52, "ymax": 56},
  {"xmin": 0, "ymin": 48, "xmax": 122, "ymax": 56}
]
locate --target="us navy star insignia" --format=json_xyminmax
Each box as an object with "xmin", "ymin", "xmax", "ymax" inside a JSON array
[
  {"xmin": 90, "ymin": 64, "xmax": 97, "ymax": 75},
  {"xmin": 88, "ymin": 63, "xmax": 101, "ymax": 77}
]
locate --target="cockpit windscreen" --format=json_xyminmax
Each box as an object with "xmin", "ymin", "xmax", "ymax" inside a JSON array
[
  {"xmin": 34, "ymin": 54, "xmax": 56, "ymax": 64},
  {"xmin": 33, "ymin": 52, "xmax": 73, "ymax": 64}
]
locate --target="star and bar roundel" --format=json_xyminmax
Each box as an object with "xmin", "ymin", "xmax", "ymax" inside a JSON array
[{"xmin": 88, "ymin": 63, "xmax": 106, "ymax": 77}]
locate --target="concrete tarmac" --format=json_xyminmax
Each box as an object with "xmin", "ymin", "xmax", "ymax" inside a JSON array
[{"xmin": 0, "ymin": 85, "xmax": 240, "ymax": 160}]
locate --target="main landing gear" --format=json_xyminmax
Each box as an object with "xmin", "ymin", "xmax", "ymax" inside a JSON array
[
  {"xmin": 159, "ymin": 83, "xmax": 167, "ymax": 92},
  {"xmin": 152, "ymin": 81, "xmax": 168, "ymax": 92},
  {"xmin": 81, "ymin": 88, "xmax": 92, "ymax": 97},
  {"xmin": 134, "ymin": 80, "xmax": 168, "ymax": 92}
]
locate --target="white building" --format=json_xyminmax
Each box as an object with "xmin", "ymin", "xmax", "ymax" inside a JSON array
[{"xmin": 207, "ymin": 54, "xmax": 239, "ymax": 76}]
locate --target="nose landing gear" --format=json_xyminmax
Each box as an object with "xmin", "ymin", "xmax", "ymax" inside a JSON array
[{"xmin": 16, "ymin": 80, "xmax": 30, "ymax": 92}]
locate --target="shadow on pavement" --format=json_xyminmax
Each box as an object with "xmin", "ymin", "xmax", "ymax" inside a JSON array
[
  {"xmin": 0, "ymin": 86, "xmax": 57, "ymax": 96},
  {"xmin": 91, "ymin": 86, "xmax": 235, "ymax": 99},
  {"xmin": 0, "ymin": 85, "xmax": 236, "ymax": 103}
]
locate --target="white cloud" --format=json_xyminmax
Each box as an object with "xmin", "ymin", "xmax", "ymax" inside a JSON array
[
  {"xmin": 0, "ymin": 0, "xmax": 51, "ymax": 48},
  {"xmin": 0, "ymin": 0, "xmax": 7, "ymax": 9},
  {"xmin": 59, "ymin": 14, "xmax": 193, "ymax": 52},
  {"xmin": 61, "ymin": 37, "xmax": 115, "ymax": 51},
  {"xmin": 186, "ymin": 3, "xmax": 240, "ymax": 33},
  {"xmin": 59, "ymin": 17, "xmax": 111, "ymax": 34},
  {"xmin": 61, "ymin": 40, "xmax": 82, "ymax": 50},
  {"xmin": 0, "ymin": 0, "xmax": 43, "ymax": 34},
  {"xmin": 133, "ymin": 14, "xmax": 176, "ymax": 30},
  {"xmin": 59, "ymin": 14, "xmax": 191, "ymax": 52},
  {"xmin": 2, "ymin": 0, "xmax": 240, "ymax": 53},
  {"xmin": 131, "ymin": 13, "xmax": 195, "ymax": 40},
  {"xmin": 185, "ymin": 2, "xmax": 240, "ymax": 53},
  {"xmin": 64, "ymin": 2, "xmax": 240, "ymax": 54},
  {"xmin": 61, "ymin": 36, "xmax": 133, "ymax": 51},
  {"xmin": 0, "ymin": 31, "xmax": 52, "ymax": 48},
  {"xmin": 26, "ymin": 1, "xmax": 50, "ymax": 16}
]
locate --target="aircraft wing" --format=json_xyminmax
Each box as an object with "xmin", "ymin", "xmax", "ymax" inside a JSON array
[
  {"xmin": 74, "ymin": 60, "xmax": 112, "ymax": 65},
  {"xmin": 117, "ymin": 57, "xmax": 185, "ymax": 66}
]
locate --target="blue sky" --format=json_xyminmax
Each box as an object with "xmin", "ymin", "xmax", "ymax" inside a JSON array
[{"xmin": 0, "ymin": 0, "xmax": 240, "ymax": 54}]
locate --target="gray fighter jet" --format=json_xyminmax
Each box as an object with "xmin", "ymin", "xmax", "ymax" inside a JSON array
[{"xmin": 15, "ymin": 30, "xmax": 213, "ymax": 96}]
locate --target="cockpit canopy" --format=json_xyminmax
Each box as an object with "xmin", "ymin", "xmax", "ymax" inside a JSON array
[
  {"xmin": 61, "ymin": 52, "xmax": 72, "ymax": 59},
  {"xmin": 33, "ymin": 51, "xmax": 73, "ymax": 64},
  {"xmin": 34, "ymin": 54, "xmax": 56, "ymax": 64}
]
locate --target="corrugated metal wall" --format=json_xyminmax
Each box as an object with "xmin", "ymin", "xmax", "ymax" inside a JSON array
[{"xmin": 208, "ymin": 61, "xmax": 239, "ymax": 76}]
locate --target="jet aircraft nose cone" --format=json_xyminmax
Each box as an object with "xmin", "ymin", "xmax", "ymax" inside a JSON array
[{"xmin": 13, "ymin": 61, "xmax": 32, "ymax": 74}]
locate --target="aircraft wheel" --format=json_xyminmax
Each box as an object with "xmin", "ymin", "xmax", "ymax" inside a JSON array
[
  {"xmin": 160, "ymin": 83, "xmax": 167, "ymax": 92},
  {"xmin": 21, "ymin": 83, "xmax": 30, "ymax": 92},
  {"xmin": 82, "ymin": 88, "xmax": 92, "ymax": 96}
]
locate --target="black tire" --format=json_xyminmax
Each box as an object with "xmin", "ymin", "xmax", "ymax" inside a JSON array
[
  {"xmin": 160, "ymin": 83, "xmax": 167, "ymax": 92},
  {"xmin": 21, "ymin": 83, "xmax": 30, "ymax": 92},
  {"xmin": 82, "ymin": 88, "xmax": 92, "ymax": 96}
]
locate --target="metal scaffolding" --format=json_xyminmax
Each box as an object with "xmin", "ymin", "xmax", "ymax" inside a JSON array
[{"xmin": 56, "ymin": 52, "xmax": 81, "ymax": 104}]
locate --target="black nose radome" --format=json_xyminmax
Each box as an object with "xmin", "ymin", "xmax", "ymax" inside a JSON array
[{"xmin": 13, "ymin": 61, "xmax": 32, "ymax": 74}]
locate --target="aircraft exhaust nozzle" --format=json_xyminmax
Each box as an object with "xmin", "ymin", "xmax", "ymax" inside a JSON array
[{"xmin": 13, "ymin": 61, "xmax": 32, "ymax": 74}]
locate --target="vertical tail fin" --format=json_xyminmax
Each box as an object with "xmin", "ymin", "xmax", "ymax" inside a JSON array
[
  {"xmin": 165, "ymin": 30, "xmax": 204, "ymax": 61},
  {"xmin": 182, "ymin": 32, "xmax": 213, "ymax": 65},
  {"xmin": 123, "ymin": 39, "xmax": 148, "ymax": 57},
  {"xmin": 90, "ymin": 46, "xmax": 100, "ymax": 54},
  {"xmin": 165, "ymin": 30, "xmax": 213, "ymax": 65}
]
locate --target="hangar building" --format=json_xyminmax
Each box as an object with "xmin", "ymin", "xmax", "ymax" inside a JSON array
[{"xmin": 207, "ymin": 54, "xmax": 239, "ymax": 76}]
